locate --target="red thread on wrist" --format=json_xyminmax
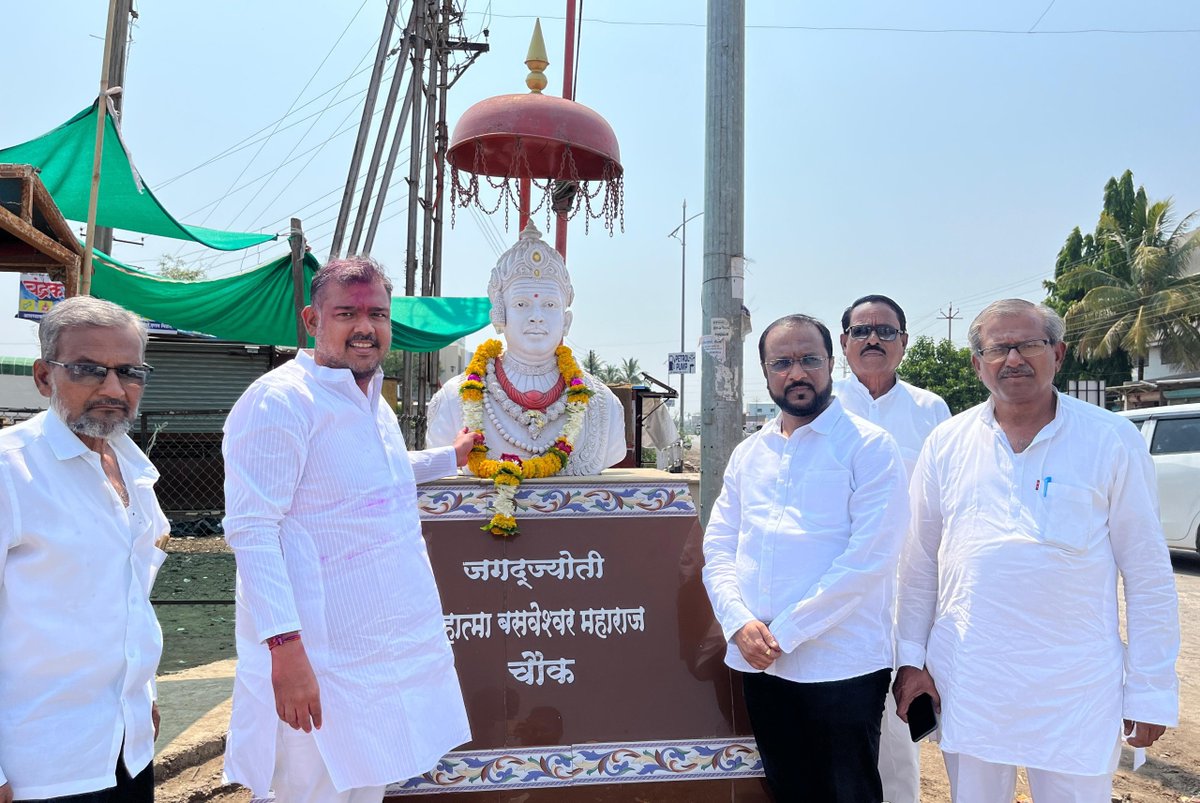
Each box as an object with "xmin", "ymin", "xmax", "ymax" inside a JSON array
[{"xmin": 266, "ymin": 632, "xmax": 301, "ymax": 650}]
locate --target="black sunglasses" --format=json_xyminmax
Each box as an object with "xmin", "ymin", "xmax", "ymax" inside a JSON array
[{"xmin": 845, "ymin": 324, "xmax": 903, "ymax": 342}]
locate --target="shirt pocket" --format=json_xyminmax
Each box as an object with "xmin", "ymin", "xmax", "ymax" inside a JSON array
[
  {"xmin": 798, "ymin": 468, "xmax": 853, "ymax": 529},
  {"xmin": 1038, "ymin": 482, "xmax": 1097, "ymax": 554}
]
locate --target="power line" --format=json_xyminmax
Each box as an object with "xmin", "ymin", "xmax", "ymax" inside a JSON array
[
  {"xmin": 195, "ymin": 0, "xmax": 376, "ymax": 228},
  {"xmin": 468, "ymin": 11, "xmax": 1200, "ymax": 35}
]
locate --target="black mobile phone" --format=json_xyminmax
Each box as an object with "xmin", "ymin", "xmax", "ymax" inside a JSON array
[{"xmin": 907, "ymin": 693, "xmax": 938, "ymax": 742}]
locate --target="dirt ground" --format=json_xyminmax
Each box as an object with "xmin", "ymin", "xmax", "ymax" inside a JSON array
[{"xmin": 156, "ymin": 536, "xmax": 1200, "ymax": 802}]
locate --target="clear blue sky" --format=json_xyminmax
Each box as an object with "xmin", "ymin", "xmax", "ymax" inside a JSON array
[{"xmin": 3, "ymin": 1, "xmax": 1199, "ymax": 412}]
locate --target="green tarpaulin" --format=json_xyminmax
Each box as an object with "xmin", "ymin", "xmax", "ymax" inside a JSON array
[
  {"xmin": 0, "ymin": 101, "xmax": 275, "ymax": 251},
  {"xmin": 90, "ymin": 249, "xmax": 490, "ymax": 352}
]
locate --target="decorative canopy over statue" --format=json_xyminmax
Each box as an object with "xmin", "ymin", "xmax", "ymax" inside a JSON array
[{"xmin": 427, "ymin": 222, "xmax": 626, "ymax": 534}]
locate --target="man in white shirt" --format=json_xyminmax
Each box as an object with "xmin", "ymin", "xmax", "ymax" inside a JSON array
[
  {"xmin": 222, "ymin": 257, "xmax": 475, "ymax": 803},
  {"xmin": 894, "ymin": 299, "xmax": 1180, "ymax": 803},
  {"xmin": 703, "ymin": 314, "xmax": 910, "ymax": 802},
  {"xmin": 836, "ymin": 294, "xmax": 950, "ymax": 803},
  {"xmin": 0, "ymin": 297, "xmax": 166, "ymax": 803}
]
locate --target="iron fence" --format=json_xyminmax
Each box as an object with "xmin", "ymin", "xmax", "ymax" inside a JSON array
[{"xmin": 133, "ymin": 410, "xmax": 230, "ymax": 521}]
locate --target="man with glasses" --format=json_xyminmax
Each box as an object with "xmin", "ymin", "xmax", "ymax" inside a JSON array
[
  {"xmin": 0, "ymin": 297, "xmax": 166, "ymax": 803},
  {"xmin": 894, "ymin": 299, "xmax": 1179, "ymax": 802},
  {"xmin": 836, "ymin": 294, "xmax": 950, "ymax": 803},
  {"xmin": 703, "ymin": 314, "xmax": 910, "ymax": 802}
]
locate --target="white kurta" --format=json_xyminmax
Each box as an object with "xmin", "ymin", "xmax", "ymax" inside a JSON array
[
  {"xmin": 427, "ymin": 371, "xmax": 626, "ymax": 475},
  {"xmin": 222, "ymin": 351, "xmax": 470, "ymax": 796},
  {"xmin": 835, "ymin": 375, "xmax": 951, "ymax": 474},
  {"xmin": 0, "ymin": 410, "xmax": 166, "ymax": 798},
  {"xmin": 702, "ymin": 399, "xmax": 910, "ymax": 682},
  {"xmin": 897, "ymin": 394, "xmax": 1180, "ymax": 775}
]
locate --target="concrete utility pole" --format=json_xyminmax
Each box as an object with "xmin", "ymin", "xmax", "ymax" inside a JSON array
[
  {"xmin": 96, "ymin": 0, "xmax": 133, "ymax": 257},
  {"xmin": 938, "ymin": 302, "xmax": 962, "ymax": 343},
  {"xmin": 700, "ymin": 0, "xmax": 745, "ymax": 526}
]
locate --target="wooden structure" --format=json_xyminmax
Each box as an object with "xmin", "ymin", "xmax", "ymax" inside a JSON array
[{"xmin": 0, "ymin": 164, "xmax": 82, "ymax": 296}]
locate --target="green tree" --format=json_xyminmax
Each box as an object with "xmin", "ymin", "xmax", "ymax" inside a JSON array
[
  {"xmin": 597, "ymin": 364, "xmax": 624, "ymax": 384},
  {"xmin": 1062, "ymin": 198, "xmax": 1200, "ymax": 380},
  {"xmin": 157, "ymin": 254, "xmax": 207, "ymax": 282},
  {"xmin": 897, "ymin": 336, "xmax": 989, "ymax": 414},
  {"xmin": 1046, "ymin": 168, "xmax": 1176, "ymax": 386},
  {"xmin": 619, "ymin": 357, "xmax": 642, "ymax": 384},
  {"xmin": 582, "ymin": 349, "xmax": 604, "ymax": 374}
]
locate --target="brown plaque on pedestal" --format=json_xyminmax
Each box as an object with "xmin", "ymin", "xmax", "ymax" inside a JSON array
[{"xmin": 389, "ymin": 471, "xmax": 766, "ymax": 801}]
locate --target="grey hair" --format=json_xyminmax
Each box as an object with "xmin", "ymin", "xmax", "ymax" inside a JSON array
[
  {"xmin": 968, "ymin": 299, "xmax": 1066, "ymax": 352},
  {"xmin": 310, "ymin": 256, "xmax": 394, "ymax": 305},
  {"xmin": 39, "ymin": 296, "xmax": 147, "ymax": 361}
]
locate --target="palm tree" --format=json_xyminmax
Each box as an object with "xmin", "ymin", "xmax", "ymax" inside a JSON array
[
  {"xmin": 1063, "ymin": 199, "xmax": 1200, "ymax": 380},
  {"xmin": 582, "ymin": 349, "xmax": 604, "ymax": 375},
  {"xmin": 597, "ymin": 364, "xmax": 623, "ymax": 384},
  {"xmin": 620, "ymin": 357, "xmax": 642, "ymax": 384}
]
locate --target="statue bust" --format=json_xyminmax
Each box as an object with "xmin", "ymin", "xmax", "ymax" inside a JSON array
[{"xmin": 427, "ymin": 222, "xmax": 627, "ymax": 479}]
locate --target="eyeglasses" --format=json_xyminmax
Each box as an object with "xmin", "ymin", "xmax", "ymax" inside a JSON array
[
  {"xmin": 762, "ymin": 356, "xmax": 829, "ymax": 375},
  {"xmin": 975, "ymin": 339, "xmax": 1051, "ymax": 364},
  {"xmin": 44, "ymin": 360, "xmax": 154, "ymax": 386},
  {"xmin": 845, "ymin": 324, "xmax": 903, "ymax": 342}
]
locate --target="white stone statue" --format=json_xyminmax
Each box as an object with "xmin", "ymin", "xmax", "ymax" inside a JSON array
[{"xmin": 427, "ymin": 222, "xmax": 627, "ymax": 479}]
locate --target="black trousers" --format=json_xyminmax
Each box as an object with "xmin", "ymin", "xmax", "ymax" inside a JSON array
[
  {"xmin": 743, "ymin": 667, "xmax": 891, "ymax": 803},
  {"xmin": 16, "ymin": 752, "xmax": 153, "ymax": 803}
]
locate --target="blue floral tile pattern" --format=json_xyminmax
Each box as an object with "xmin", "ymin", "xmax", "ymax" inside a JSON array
[
  {"xmin": 418, "ymin": 482, "xmax": 696, "ymax": 520},
  {"xmin": 387, "ymin": 739, "xmax": 763, "ymax": 794}
]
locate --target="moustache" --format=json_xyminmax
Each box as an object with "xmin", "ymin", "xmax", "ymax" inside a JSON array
[
  {"xmin": 998, "ymin": 367, "xmax": 1034, "ymax": 379},
  {"xmin": 785, "ymin": 381, "xmax": 814, "ymax": 394},
  {"xmin": 860, "ymin": 345, "xmax": 886, "ymax": 356},
  {"xmin": 346, "ymin": 336, "xmax": 379, "ymax": 348},
  {"xmin": 85, "ymin": 399, "xmax": 129, "ymax": 413}
]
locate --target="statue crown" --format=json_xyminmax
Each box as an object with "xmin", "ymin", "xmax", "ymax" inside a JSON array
[{"xmin": 488, "ymin": 221, "xmax": 574, "ymax": 330}]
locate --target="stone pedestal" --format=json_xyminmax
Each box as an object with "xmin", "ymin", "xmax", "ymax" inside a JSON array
[{"xmin": 390, "ymin": 470, "xmax": 768, "ymax": 801}]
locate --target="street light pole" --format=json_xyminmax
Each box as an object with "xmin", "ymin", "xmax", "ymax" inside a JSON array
[{"xmin": 669, "ymin": 201, "xmax": 703, "ymax": 435}]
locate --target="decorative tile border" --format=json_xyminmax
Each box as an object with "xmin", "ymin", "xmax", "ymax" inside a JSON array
[
  {"xmin": 387, "ymin": 738, "xmax": 763, "ymax": 795},
  {"xmin": 419, "ymin": 482, "xmax": 696, "ymax": 520}
]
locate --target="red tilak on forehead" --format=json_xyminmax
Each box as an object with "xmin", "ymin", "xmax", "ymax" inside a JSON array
[{"xmin": 534, "ymin": 293, "xmax": 539, "ymax": 298}]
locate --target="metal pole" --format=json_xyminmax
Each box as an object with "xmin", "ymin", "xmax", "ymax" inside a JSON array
[
  {"xmin": 81, "ymin": 0, "xmax": 121, "ymax": 296},
  {"xmin": 679, "ymin": 199, "xmax": 686, "ymax": 434},
  {"xmin": 402, "ymin": 0, "xmax": 429, "ymax": 444},
  {"xmin": 96, "ymin": 0, "xmax": 132, "ymax": 258},
  {"xmin": 363, "ymin": 80, "xmax": 415, "ymax": 255},
  {"xmin": 554, "ymin": 0, "xmax": 577, "ymax": 259},
  {"xmin": 700, "ymin": 0, "xmax": 745, "ymax": 525},
  {"xmin": 348, "ymin": 3, "xmax": 418, "ymax": 256},
  {"xmin": 289, "ymin": 218, "xmax": 307, "ymax": 349},
  {"xmin": 329, "ymin": 0, "xmax": 402, "ymax": 258}
]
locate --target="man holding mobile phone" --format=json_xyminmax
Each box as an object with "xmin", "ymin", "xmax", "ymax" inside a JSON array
[
  {"xmin": 895, "ymin": 300, "xmax": 1179, "ymax": 802},
  {"xmin": 836, "ymin": 294, "xmax": 950, "ymax": 803}
]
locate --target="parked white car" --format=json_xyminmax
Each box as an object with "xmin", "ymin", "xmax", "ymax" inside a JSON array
[{"xmin": 1118, "ymin": 402, "xmax": 1200, "ymax": 550}]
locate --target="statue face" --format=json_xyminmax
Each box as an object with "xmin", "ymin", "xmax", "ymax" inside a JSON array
[{"xmin": 502, "ymin": 278, "xmax": 568, "ymax": 363}]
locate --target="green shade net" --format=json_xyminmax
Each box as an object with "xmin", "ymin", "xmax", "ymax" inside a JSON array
[
  {"xmin": 0, "ymin": 101, "xmax": 275, "ymax": 251},
  {"xmin": 90, "ymin": 248, "xmax": 490, "ymax": 352}
]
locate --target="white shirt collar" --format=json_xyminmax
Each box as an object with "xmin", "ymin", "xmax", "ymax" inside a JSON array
[
  {"xmin": 765, "ymin": 396, "xmax": 845, "ymax": 439},
  {"xmin": 296, "ymin": 349, "xmax": 385, "ymax": 401}
]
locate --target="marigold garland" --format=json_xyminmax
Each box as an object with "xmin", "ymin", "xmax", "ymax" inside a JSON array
[{"xmin": 461, "ymin": 339, "xmax": 593, "ymax": 536}]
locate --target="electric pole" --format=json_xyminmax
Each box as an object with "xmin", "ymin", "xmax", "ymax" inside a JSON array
[
  {"xmin": 700, "ymin": 0, "xmax": 745, "ymax": 525},
  {"xmin": 938, "ymin": 303, "xmax": 962, "ymax": 344},
  {"xmin": 96, "ymin": 0, "xmax": 133, "ymax": 258}
]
